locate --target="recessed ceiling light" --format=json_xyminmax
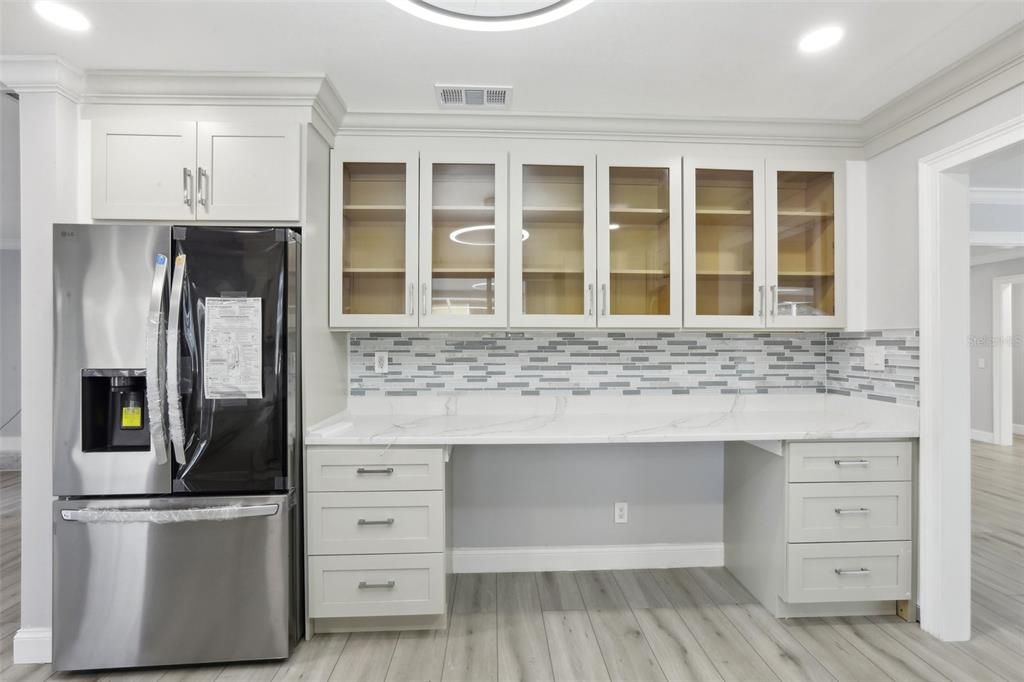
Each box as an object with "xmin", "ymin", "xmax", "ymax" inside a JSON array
[
  {"xmin": 798, "ymin": 25, "xmax": 844, "ymax": 54},
  {"xmin": 386, "ymin": 0, "xmax": 594, "ymax": 32},
  {"xmin": 33, "ymin": 0, "xmax": 90, "ymax": 31}
]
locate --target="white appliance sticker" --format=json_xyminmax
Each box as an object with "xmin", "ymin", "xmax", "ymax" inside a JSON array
[{"xmin": 204, "ymin": 297, "xmax": 263, "ymax": 400}]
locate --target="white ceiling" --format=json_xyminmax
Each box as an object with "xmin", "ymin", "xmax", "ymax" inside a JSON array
[{"xmin": 1, "ymin": 0, "xmax": 1022, "ymax": 121}]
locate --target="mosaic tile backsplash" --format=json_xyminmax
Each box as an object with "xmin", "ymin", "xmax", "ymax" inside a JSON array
[{"xmin": 349, "ymin": 330, "xmax": 920, "ymax": 406}]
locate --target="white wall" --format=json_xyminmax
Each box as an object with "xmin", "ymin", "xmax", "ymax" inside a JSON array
[
  {"xmin": 970, "ymin": 257, "xmax": 1024, "ymax": 436},
  {"xmin": 866, "ymin": 84, "xmax": 1024, "ymax": 329},
  {"xmin": 451, "ymin": 443, "xmax": 723, "ymax": 548},
  {"xmin": 1015, "ymin": 283, "xmax": 1024, "ymax": 429},
  {"xmin": 1, "ymin": 92, "xmax": 19, "ymax": 436}
]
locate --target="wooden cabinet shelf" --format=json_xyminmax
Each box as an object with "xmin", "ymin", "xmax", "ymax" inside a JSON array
[
  {"xmin": 697, "ymin": 270, "xmax": 754, "ymax": 277},
  {"xmin": 342, "ymin": 205, "xmax": 406, "ymax": 221},
  {"xmin": 610, "ymin": 207, "xmax": 670, "ymax": 225},
  {"xmin": 697, "ymin": 208, "xmax": 753, "ymax": 216}
]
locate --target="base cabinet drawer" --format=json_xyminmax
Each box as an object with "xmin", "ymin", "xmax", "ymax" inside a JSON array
[
  {"xmin": 308, "ymin": 447, "xmax": 445, "ymax": 492},
  {"xmin": 308, "ymin": 491, "xmax": 444, "ymax": 555},
  {"xmin": 788, "ymin": 441, "xmax": 912, "ymax": 483},
  {"xmin": 308, "ymin": 553, "xmax": 446, "ymax": 618},
  {"xmin": 785, "ymin": 541, "xmax": 911, "ymax": 603},
  {"xmin": 787, "ymin": 482, "xmax": 911, "ymax": 543}
]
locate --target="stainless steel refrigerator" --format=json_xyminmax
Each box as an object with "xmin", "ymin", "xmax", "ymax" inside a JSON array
[{"xmin": 52, "ymin": 224, "xmax": 303, "ymax": 672}]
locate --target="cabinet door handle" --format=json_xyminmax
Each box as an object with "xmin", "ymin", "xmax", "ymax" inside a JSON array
[
  {"xmin": 421, "ymin": 283, "xmax": 429, "ymax": 315},
  {"xmin": 601, "ymin": 283, "xmax": 608, "ymax": 316},
  {"xmin": 834, "ymin": 507, "xmax": 870, "ymax": 515},
  {"xmin": 833, "ymin": 459, "xmax": 870, "ymax": 467},
  {"xmin": 770, "ymin": 284, "xmax": 778, "ymax": 318},
  {"xmin": 358, "ymin": 581, "xmax": 396, "ymax": 589},
  {"xmin": 408, "ymin": 283, "xmax": 415, "ymax": 316},
  {"xmin": 183, "ymin": 168, "xmax": 193, "ymax": 208},
  {"xmin": 758, "ymin": 284, "xmax": 765, "ymax": 319},
  {"xmin": 356, "ymin": 467, "xmax": 394, "ymax": 475},
  {"xmin": 587, "ymin": 283, "xmax": 594, "ymax": 317},
  {"xmin": 197, "ymin": 167, "xmax": 209, "ymax": 208},
  {"xmin": 834, "ymin": 568, "xmax": 871, "ymax": 576},
  {"xmin": 357, "ymin": 518, "xmax": 395, "ymax": 526}
]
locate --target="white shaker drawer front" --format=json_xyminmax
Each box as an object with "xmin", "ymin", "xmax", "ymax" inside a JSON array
[
  {"xmin": 787, "ymin": 482, "xmax": 911, "ymax": 543},
  {"xmin": 308, "ymin": 491, "xmax": 444, "ymax": 555},
  {"xmin": 307, "ymin": 447, "xmax": 445, "ymax": 492},
  {"xmin": 788, "ymin": 441, "xmax": 912, "ymax": 483},
  {"xmin": 785, "ymin": 541, "xmax": 911, "ymax": 603},
  {"xmin": 308, "ymin": 553, "xmax": 446, "ymax": 618}
]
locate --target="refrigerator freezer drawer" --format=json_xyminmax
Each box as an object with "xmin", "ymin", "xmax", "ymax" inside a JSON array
[{"xmin": 53, "ymin": 495, "xmax": 290, "ymax": 672}]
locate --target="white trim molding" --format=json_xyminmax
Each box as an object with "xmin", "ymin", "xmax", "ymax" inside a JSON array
[
  {"xmin": 970, "ymin": 231, "xmax": 1024, "ymax": 246},
  {"xmin": 1014, "ymin": 424, "xmax": 1024, "ymax": 436},
  {"xmin": 13, "ymin": 627, "xmax": 51, "ymax": 665},
  {"xmin": 971, "ymin": 187, "xmax": 1024, "ymax": 206},
  {"xmin": 971, "ymin": 429, "xmax": 995, "ymax": 444},
  {"xmin": 993, "ymin": 273, "xmax": 1024, "ymax": 447},
  {"xmin": 450, "ymin": 542, "xmax": 724, "ymax": 574},
  {"xmin": 0, "ymin": 56, "xmax": 84, "ymax": 102},
  {"xmin": 918, "ymin": 114, "xmax": 1024, "ymax": 642}
]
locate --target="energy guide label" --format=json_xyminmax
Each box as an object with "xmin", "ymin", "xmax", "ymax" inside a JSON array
[{"xmin": 204, "ymin": 297, "xmax": 263, "ymax": 399}]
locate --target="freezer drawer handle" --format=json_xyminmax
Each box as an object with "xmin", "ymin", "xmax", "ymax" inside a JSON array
[
  {"xmin": 358, "ymin": 581, "xmax": 396, "ymax": 589},
  {"xmin": 356, "ymin": 467, "xmax": 395, "ymax": 475},
  {"xmin": 834, "ymin": 568, "xmax": 871, "ymax": 576},
  {"xmin": 834, "ymin": 507, "xmax": 871, "ymax": 515},
  {"xmin": 60, "ymin": 504, "xmax": 279, "ymax": 524},
  {"xmin": 357, "ymin": 518, "xmax": 395, "ymax": 526},
  {"xmin": 833, "ymin": 459, "xmax": 870, "ymax": 466}
]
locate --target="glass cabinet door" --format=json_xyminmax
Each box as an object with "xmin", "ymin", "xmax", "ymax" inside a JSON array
[
  {"xmin": 767, "ymin": 162, "xmax": 844, "ymax": 328},
  {"xmin": 420, "ymin": 153, "xmax": 508, "ymax": 327},
  {"xmin": 510, "ymin": 156, "xmax": 595, "ymax": 327},
  {"xmin": 684, "ymin": 159, "xmax": 765, "ymax": 328},
  {"xmin": 330, "ymin": 154, "xmax": 418, "ymax": 328},
  {"xmin": 598, "ymin": 158, "xmax": 682, "ymax": 327}
]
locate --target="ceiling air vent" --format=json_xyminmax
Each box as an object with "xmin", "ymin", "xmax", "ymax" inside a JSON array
[{"xmin": 436, "ymin": 85, "xmax": 512, "ymax": 110}]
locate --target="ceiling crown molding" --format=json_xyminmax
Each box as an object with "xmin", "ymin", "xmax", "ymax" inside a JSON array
[
  {"xmin": 861, "ymin": 24, "xmax": 1024, "ymax": 157},
  {"xmin": 970, "ymin": 186, "xmax": 1024, "ymax": 206},
  {"xmin": 337, "ymin": 110, "xmax": 864, "ymax": 148},
  {"xmin": 0, "ymin": 55, "xmax": 84, "ymax": 102}
]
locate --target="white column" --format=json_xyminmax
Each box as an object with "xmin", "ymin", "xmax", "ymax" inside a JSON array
[{"xmin": 0, "ymin": 56, "xmax": 83, "ymax": 665}]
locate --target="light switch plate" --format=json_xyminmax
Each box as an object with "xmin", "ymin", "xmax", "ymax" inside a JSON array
[
  {"xmin": 864, "ymin": 346, "xmax": 886, "ymax": 372},
  {"xmin": 374, "ymin": 351, "xmax": 389, "ymax": 374}
]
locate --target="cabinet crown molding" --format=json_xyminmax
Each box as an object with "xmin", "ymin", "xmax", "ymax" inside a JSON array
[{"xmin": 0, "ymin": 55, "xmax": 85, "ymax": 102}]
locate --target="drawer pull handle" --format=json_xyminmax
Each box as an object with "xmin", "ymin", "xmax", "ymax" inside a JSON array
[
  {"xmin": 358, "ymin": 580, "xmax": 396, "ymax": 589},
  {"xmin": 357, "ymin": 518, "xmax": 395, "ymax": 526},
  {"xmin": 356, "ymin": 467, "xmax": 395, "ymax": 475},
  {"xmin": 834, "ymin": 507, "xmax": 871, "ymax": 515},
  {"xmin": 834, "ymin": 568, "xmax": 871, "ymax": 576},
  {"xmin": 834, "ymin": 459, "xmax": 870, "ymax": 466}
]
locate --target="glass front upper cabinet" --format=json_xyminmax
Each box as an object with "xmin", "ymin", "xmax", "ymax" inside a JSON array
[
  {"xmin": 419, "ymin": 153, "xmax": 508, "ymax": 327},
  {"xmin": 329, "ymin": 153, "xmax": 418, "ymax": 328},
  {"xmin": 684, "ymin": 159, "xmax": 766, "ymax": 328},
  {"xmin": 509, "ymin": 155, "xmax": 595, "ymax": 327},
  {"xmin": 597, "ymin": 157, "xmax": 682, "ymax": 327},
  {"xmin": 767, "ymin": 161, "xmax": 844, "ymax": 328}
]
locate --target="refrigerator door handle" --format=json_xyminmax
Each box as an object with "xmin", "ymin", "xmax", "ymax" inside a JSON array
[
  {"xmin": 60, "ymin": 504, "xmax": 280, "ymax": 524},
  {"xmin": 146, "ymin": 254, "xmax": 170, "ymax": 466},
  {"xmin": 167, "ymin": 254, "xmax": 188, "ymax": 466}
]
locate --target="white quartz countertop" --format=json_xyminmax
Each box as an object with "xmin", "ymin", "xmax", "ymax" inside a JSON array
[{"xmin": 306, "ymin": 395, "xmax": 919, "ymax": 446}]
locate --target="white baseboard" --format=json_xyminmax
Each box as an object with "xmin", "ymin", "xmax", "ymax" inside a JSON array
[
  {"xmin": 451, "ymin": 542, "xmax": 724, "ymax": 574},
  {"xmin": 972, "ymin": 429, "xmax": 995, "ymax": 444},
  {"xmin": 13, "ymin": 627, "xmax": 51, "ymax": 665},
  {"xmin": 1014, "ymin": 424, "xmax": 1024, "ymax": 436}
]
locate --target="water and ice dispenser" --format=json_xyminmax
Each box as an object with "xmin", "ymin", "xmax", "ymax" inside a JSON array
[{"xmin": 81, "ymin": 369, "xmax": 150, "ymax": 451}]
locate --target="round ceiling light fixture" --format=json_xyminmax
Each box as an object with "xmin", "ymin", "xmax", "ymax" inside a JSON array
[
  {"xmin": 385, "ymin": 0, "xmax": 594, "ymax": 32},
  {"xmin": 450, "ymin": 225, "xmax": 529, "ymax": 245},
  {"xmin": 798, "ymin": 24, "xmax": 844, "ymax": 54},
  {"xmin": 33, "ymin": 0, "xmax": 91, "ymax": 31}
]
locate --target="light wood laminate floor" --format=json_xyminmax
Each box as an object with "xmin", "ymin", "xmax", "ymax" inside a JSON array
[{"xmin": 2, "ymin": 439, "xmax": 1022, "ymax": 681}]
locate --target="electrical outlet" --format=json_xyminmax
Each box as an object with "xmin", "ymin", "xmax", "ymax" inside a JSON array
[
  {"xmin": 978, "ymin": 357, "xmax": 986, "ymax": 369},
  {"xmin": 614, "ymin": 502, "xmax": 628, "ymax": 524},
  {"xmin": 864, "ymin": 346, "xmax": 886, "ymax": 372},
  {"xmin": 374, "ymin": 351, "xmax": 389, "ymax": 374}
]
